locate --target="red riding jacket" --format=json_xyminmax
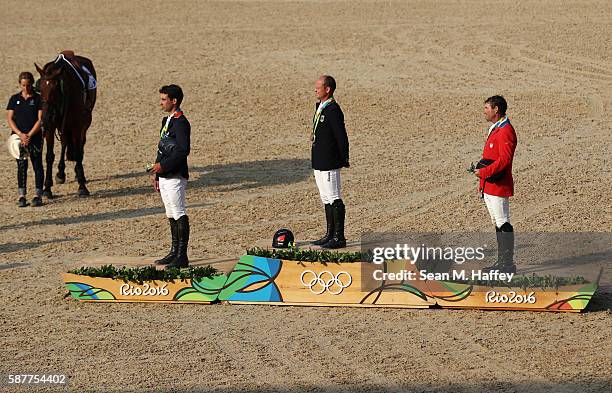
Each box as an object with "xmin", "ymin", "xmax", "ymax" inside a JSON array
[{"xmin": 479, "ymin": 117, "xmax": 517, "ymax": 197}]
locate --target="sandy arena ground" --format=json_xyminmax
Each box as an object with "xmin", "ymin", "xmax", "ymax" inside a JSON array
[{"xmin": 0, "ymin": 1, "xmax": 611, "ymax": 392}]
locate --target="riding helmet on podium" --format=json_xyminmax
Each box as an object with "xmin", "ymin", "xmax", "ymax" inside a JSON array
[{"xmin": 272, "ymin": 228, "xmax": 294, "ymax": 248}]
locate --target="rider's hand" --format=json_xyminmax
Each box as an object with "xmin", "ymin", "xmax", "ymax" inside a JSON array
[
  {"xmin": 150, "ymin": 162, "xmax": 163, "ymax": 174},
  {"xmin": 19, "ymin": 132, "xmax": 29, "ymax": 146}
]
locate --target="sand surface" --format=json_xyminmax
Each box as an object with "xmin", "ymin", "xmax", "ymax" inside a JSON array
[{"xmin": 0, "ymin": 1, "xmax": 611, "ymax": 392}]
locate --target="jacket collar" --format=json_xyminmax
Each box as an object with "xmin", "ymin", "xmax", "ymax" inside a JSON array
[
  {"xmin": 166, "ymin": 107, "xmax": 183, "ymax": 120},
  {"xmin": 315, "ymin": 97, "xmax": 334, "ymax": 111},
  {"xmin": 488, "ymin": 116, "xmax": 509, "ymax": 137}
]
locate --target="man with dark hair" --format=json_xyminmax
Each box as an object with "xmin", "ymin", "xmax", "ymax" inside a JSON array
[
  {"xmin": 474, "ymin": 95, "xmax": 517, "ymax": 273},
  {"xmin": 150, "ymin": 84, "xmax": 191, "ymax": 268},
  {"xmin": 311, "ymin": 75, "xmax": 350, "ymax": 249},
  {"xmin": 484, "ymin": 95, "xmax": 507, "ymax": 117},
  {"xmin": 159, "ymin": 84, "xmax": 183, "ymax": 107},
  {"xmin": 6, "ymin": 71, "xmax": 44, "ymax": 207}
]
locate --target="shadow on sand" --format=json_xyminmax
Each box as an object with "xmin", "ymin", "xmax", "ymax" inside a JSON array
[{"xmin": 89, "ymin": 158, "xmax": 311, "ymax": 199}]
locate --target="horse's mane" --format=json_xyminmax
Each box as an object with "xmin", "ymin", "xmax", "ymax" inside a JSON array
[{"xmin": 41, "ymin": 60, "xmax": 66, "ymax": 135}]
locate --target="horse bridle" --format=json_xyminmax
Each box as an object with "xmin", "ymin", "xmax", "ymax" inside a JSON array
[{"xmin": 40, "ymin": 75, "xmax": 66, "ymax": 139}]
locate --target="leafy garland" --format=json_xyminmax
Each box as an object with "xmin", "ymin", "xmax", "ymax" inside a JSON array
[
  {"xmin": 247, "ymin": 246, "xmax": 364, "ymax": 262},
  {"xmin": 450, "ymin": 273, "xmax": 589, "ymax": 290},
  {"xmin": 68, "ymin": 254, "xmax": 591, "ymax": 290},
  {"xmin": 247, "ymin": 247, "xmax": 590, "ymax": 289},
  {"xmin": 69, "ymin": 264, "xmax": 218, "ymax": 284}
]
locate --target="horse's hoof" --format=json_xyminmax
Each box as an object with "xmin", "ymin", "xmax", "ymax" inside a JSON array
[
  {"xmin": 42, "ymin": 190, "xmax": 54, "ymax": 199},
  {"xmin": 56, "ymin": 174, "xmax": 66, "ymax": 184},
  {"xmin": 78, "ymin": 188, "xmax": 90, "ymax": 197}
]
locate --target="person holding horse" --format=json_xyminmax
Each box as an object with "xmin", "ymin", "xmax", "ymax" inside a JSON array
[
  {"xmin": 150, "ymin": 84, "xmax": 191, "ymax": 269},
  {"xmin": 6, "ymin": 71, "xmax": 44, "ymax": 207}
]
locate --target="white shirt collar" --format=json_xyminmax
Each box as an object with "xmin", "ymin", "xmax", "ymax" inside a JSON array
[{"xmin": 488, "ymin": 116, "xmax": 507, "ymax": 136}]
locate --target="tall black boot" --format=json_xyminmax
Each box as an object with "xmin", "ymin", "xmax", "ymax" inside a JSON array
[
  {"xmin": 483, "ymin": 223, "xmax": 515, "ymax": 273},
  {"xmin": 167, "ymin": 215, "xmax": 189, "ymax": 269},
  {"xmin": 322, "ymin": 199, "xmax": 346, "ymax": 249},
  {"xmin": 155, "ymin": 218, "xmax": 178, "ymax": 265},
  {"xmin": 498, "ymin": 222, "xmax": 515, "ymax": 273},
  {"xmin": 313, "ymin": 204, "xmax": 334, "ymax": 245}
]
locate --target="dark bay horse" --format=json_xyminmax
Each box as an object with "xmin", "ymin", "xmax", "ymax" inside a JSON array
[{"xmin": 35, "ymin": 52, "xmax": 96, "ymax": 197}]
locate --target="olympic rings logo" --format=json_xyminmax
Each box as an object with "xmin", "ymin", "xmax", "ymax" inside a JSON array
[{"xmin": 300, "ymin": 270, "xmax": 352, "ymax": 295}]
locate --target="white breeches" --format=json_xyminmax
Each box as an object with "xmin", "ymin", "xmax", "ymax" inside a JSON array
[
  {"xmin": 483, "ymin": 193, "xmax": 510, "ymax": 228},
  {"xmin": 159, "ymin": 176, "xmax": 187, "ymax": 220},
  {"xmin": 314, "ymin": 169, "xmax": 342, "ymax": 204}
]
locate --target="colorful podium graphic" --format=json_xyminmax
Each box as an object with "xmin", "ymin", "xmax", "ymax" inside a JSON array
[{"xmin": 64, "ymin": 254, "xmax": 600, "ymax": 312}]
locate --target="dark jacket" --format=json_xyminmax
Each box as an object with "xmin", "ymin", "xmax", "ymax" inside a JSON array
[
  {"xmin": 156, "ymin": 112, "xmax": 190, "ymax": 179},
  {"xmin": 311, "ymin": 100, "xmax": 349, "ymax": 170}
]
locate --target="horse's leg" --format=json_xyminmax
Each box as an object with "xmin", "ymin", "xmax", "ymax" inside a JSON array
[
  {"xmin": 75, "ymin": 159, "xmax": 89, "ymax": 196},
  {"xmin": 75, "ymin": 119, "xmax": 90, "ymax": 196},
  {"xmin": 56, "ymin": 144, "xmax": 66, "ymax": 184},
  {"xmin": 43, "ymin": 130, "xmax": 55, "ymax": 198}
]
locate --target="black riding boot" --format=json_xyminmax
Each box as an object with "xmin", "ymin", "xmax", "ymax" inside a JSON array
[
  {"xmin": 322, "ymin": 199, "xmax": 346, "ymax": 249},
  {"xmin": 483, "ymin": 223, "xmax": 515, "ymax": 274},
  {"xmin": 167, "ymin": 215, "xmax": 189, "ymax": 269},
  {"xmin": 313, "ymin": 204, "xmax": 334, "ymax": 246},
  {"xmin": 155, "ymin": 218, "xmax": 178, "ymax": 265}
]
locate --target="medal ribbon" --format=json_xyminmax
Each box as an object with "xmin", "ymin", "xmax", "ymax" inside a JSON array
[
  {"xmin": 160, "ymin": 109, "xmax": 182, "ymax": 139},
  {"xmin": 312, "ymin": 97, "xmax": 334, "ymax": 142}
]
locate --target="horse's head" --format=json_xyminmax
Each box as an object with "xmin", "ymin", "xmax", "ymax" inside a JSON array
[
  {"xmin": 35, "ymin": 62, "xmax": 63, "ymax": 130},
  {"xmin": 35, "ymin": 62, "xmax": 63, "ymax": 103}
]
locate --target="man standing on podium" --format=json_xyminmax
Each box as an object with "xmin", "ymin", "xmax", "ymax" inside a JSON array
[
  {"xmin": 474, "ymin": 95, "xmax": 518, "ymax": 273},
  {"xmin": 150, "ymin": 84, "xmax": 191, "ymax": 269},
  {"xmin": 310, "ymin": 75, "xmax": 350, "ymax": 249}
]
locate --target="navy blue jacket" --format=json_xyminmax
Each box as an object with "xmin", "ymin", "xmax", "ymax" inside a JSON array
[
  {"xmin": 311, "ymin": 101, "xmax": 349, "ymax": 170},
  {"xmin": 156, "ymin": 112, "xmax": 190, "ymax": 179}
]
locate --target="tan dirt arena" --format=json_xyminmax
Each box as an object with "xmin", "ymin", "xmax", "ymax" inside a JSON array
[{"xmin": 1, "ymin": 0, "xmax": 611, "ymax": 392}]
